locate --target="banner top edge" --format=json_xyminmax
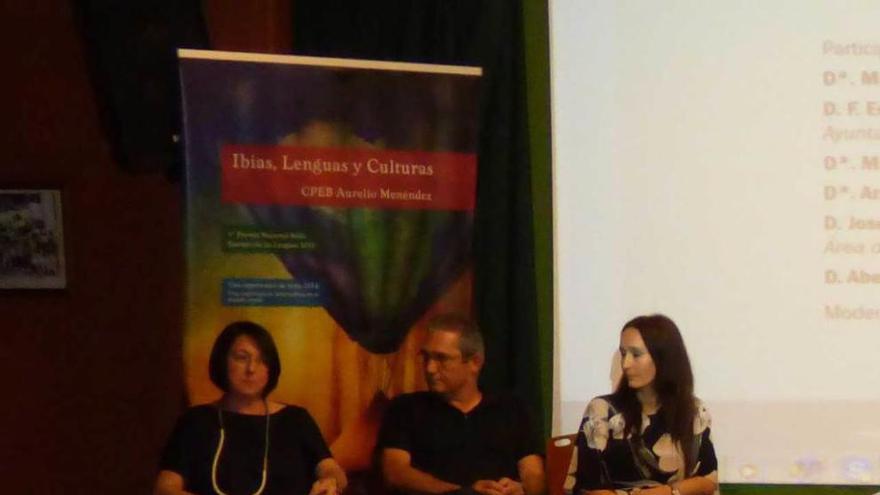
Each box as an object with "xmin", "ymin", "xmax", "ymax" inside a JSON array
[{"xmin": 177, "ymin": 49, "xmax": 482, "ymax": 76}]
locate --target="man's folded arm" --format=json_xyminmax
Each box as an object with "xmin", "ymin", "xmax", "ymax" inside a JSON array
[{"xmin": 381, "ymin": 447, "xmax": 461, "ymax": 494}]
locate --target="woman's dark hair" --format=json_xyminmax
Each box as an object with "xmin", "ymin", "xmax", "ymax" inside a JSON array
[
  {"xmin": 208, "ymin": 321, "xmax": 281, "ymax": 397},
  {"xmin": 611, "ymin": 314, "xmax": 697, "ymax": 473}
]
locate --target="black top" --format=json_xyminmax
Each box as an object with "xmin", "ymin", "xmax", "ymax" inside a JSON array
[
  {"xmin": 160, "ymin": 404, "xmax": 332, "ymax": 495},
  {"xmin": 378, "ymin": 391, "xmax": 542, "ymax": 488},
  {"xmin": 573, "ymin": 395, "xmax": 718, "ymax": 493}
]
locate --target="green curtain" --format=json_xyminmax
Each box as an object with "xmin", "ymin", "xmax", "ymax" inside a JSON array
[{"xmin": 292, "ymin": 0, "xmax": 547, "ymax": 436}]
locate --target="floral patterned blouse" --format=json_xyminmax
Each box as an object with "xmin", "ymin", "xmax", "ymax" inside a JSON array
[{"xmin": 570, "ymin": 395, "xmax": 719, "ymax": 495}]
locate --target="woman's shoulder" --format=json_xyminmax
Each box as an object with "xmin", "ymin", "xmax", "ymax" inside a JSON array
[
  {"xmin": 692, "ymin": 396, "xmax": 711, "ymax": 416},
  {"xmin": 579, "ymin": 395, "xmax": 624, "ymax": 450},
  {"xmin": 180, "ymin": 404, "xmax": 217, "ymax": 420},
  {"xmin": 582, "ymin": 394, "xmax": 619, "ymax": 419},
  {"xmin": 169, "ymin": 404, "xmax": 218, "ymax": 434},
  {"xmin": 692, "ymin": 396, "xmax": 712, "ymax": 434},
  {"xmin": 272, "ymin": 403, "xmax": 318, "ymax": 423},
  {"xmin": 269, "ymin": 404, "xmax": 328, "ymax": 441},
  {"xmin": 266, "ymin": 400, "xmax": 288, "ymax": 414}
]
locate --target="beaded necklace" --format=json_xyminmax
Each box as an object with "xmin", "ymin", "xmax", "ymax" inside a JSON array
[{"xmin": 212, "ymin": 400, "xmax": 270, "ymax": 495}]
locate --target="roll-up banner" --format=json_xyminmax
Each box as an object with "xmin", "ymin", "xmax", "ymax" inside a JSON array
[{"xmin": 179, "ymin": 49, "xmax": 481, "ymax": 469}]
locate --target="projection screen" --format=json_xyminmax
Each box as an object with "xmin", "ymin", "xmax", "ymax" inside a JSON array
[{"xmin": 551, "ymin": 0, "xmax": 880, "ymax": 485}]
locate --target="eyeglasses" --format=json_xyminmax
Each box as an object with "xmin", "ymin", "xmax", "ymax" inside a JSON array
[
  {"xmin": 418, "ymin": 350, "xmax": 465, "ymax": 366},
  {"xmin": 229, "ymin": 351, "xmax": 266, "ymax": 368}
]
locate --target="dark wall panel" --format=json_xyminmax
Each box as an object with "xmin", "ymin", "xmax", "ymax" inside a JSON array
[{"xmin": 1, "ymin": 2, "xmax": 184, "ymax": 492}]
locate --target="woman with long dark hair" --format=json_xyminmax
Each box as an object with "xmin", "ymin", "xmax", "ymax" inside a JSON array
[{"xmin": 573, "ymin": 315, "xmax": 718, "ymax": 495}]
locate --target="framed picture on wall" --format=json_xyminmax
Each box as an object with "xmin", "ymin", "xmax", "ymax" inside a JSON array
[{"xmin": 0, "ymin": 189, "xmax": 66, "ymax": 289}]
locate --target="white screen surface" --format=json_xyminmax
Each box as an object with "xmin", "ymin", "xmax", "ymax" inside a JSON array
[{"xmin": 551, "ymin": 0, "xmax": 880, "ymax": 485}]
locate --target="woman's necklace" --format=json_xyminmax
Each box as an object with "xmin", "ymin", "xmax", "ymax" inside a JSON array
[{"xmin": 212, "ymin": 399, "xmax": 270, "ymax": 495}]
